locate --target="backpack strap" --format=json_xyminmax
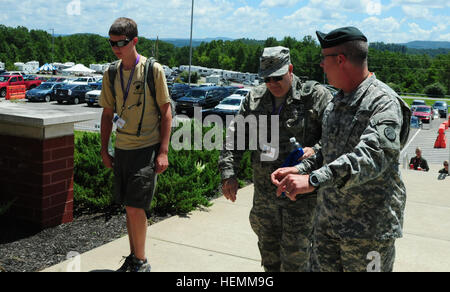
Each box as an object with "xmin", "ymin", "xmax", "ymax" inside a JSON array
[
  {"xmin": 146, "ymin": 57, "xmax": 159, "ymax": 116},
  {"xmin": 136, "ymin": 58, "xmax": 154, "ymax": 137},
  {"xmin": 108, "ymin": 61, "xmax": 120, "ymax": 110}
]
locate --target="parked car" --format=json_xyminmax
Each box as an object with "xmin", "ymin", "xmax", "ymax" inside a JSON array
[
  {"xmin": 205, "ymin": 94, "xmax": 246, "ymax": 119},
  {"xmin": 85, "ymin": 83, "xmax": 102, "ymax": 107},
  {"xmin": 26, "ymin": 82, "xmax": 64, "ymax": 102},
  {"xmin": 411, "ymin": 100, "xmax": 426, "ymax": 112},
  {"xmin": 412, "ymin": 105, "xmax": 433, "ymax": 123},
  {"xmin": 176, "ymin": 86, "xmax": 230, "ymax": 116},
  {"xmin": 233, "ymin": 88, "xmax": 251, "ymax": 97},
  {"xmin": 0, "ymin": 75, "xmax": 42, "ymax": 97},
  {"xmin": 1, "ymin": 71, "xmax": 23, "ymax": 76},
  {"xmin": 170, "ymin": 83, "xmax": 191, "ymax": 100},
  {"xmin": 47, "ymin": 77, "xmax": 68, "ymax": 83},
  {"xmin": 55, "ymin": 84, "xmax": 94, "ymax": 104},
  {"xmin": 223, "ymin": 85, "xmax": 242, "ymax": 95},
  {"xmin": 432, "ymin": 101, "xmax": 448, "ymax": 118},
  {"xmin": 69, "ymin": 77, "xmax": 97, "ymax": 85}
]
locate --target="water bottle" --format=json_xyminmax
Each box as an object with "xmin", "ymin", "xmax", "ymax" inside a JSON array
[
  {"xmin": 282, "ymin": 137, "xmax": 304, "ymax": 167},
  {"xmin": 280, "ymin": 138, "xmax": 304, "ymax": 198}
]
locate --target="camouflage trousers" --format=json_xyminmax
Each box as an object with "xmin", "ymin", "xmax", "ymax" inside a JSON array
[
  {"xmin": 249, "ymin": 190, "xmax": 316, "ymax": 272},
  {"xmin": 311, "ymin": 231, "xmax": 396, "ymax": 272}
]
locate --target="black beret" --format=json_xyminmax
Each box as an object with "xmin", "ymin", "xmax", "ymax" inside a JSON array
[{"xmin": 316, "ymin": 26, "xmax": 367, "ymax": 48}]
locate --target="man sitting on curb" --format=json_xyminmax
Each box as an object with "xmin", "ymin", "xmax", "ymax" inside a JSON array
[
  {"xmin": 409, "ymin": 147, "xmax": 429, "ymax": 172},
  {"xmin": 439, "ymin": 161, "xmax": 449, "ymax": 175}
]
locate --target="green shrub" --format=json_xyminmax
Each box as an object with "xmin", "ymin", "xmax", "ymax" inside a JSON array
[
  {"xmin": 73, "ymin": 123, "xmax": 253, "ymax": 216},
  {"xmin": 74, "ymin": 131, "xmax": 115, "ymax": 209},
  {"xmin": 424, "ymin": 82, "xmax": 447, "ymax": 97},
  {"xmin": 179, "ymin": 71, "xmax": 199, "ymax": 84}
]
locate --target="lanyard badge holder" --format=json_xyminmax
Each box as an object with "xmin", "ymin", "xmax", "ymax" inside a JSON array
[{"xmin": 112, "ymin": 55, "xmax": 141, "ymax": 130}]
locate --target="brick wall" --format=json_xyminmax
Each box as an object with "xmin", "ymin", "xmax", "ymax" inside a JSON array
[{"xmin": 0, "ymin": 134, "xmax": 74, "ymax": 229}]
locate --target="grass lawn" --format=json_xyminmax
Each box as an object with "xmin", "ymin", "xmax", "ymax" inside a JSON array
[{"xmin": 401, "ymin": 97, "xmax": 449, "ymax": 107}]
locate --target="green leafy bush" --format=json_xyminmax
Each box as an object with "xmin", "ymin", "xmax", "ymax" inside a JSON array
[
  {"xmin": 74, "ymin": 131, "xmax": 115, "ymax": 210},
  {"xmin": 424, "ymin": 82, "xmax": 447, "ymax": 97},
  {"xmin": 73, "ymin": 124, "xmax": 253, "ymax": 216}
]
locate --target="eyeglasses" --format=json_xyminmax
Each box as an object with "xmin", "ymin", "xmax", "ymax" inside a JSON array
[
  {"xmin": 264, "ymin": 75, "xmax": 284, "ymax": 83},
  {"xmin": 320, "ymin": 53, "xmax": 343, "ymax": 62},
  {"xmin": 109, "ymin": 38, "xmax": 131, "ymax": 47}
]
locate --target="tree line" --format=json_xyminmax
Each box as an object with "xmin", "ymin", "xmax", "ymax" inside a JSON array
[{"xmin": 0, "ymin": 25, "xmax": 448, "ymax": 95}]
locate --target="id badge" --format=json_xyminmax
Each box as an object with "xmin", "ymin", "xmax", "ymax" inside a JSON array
[
  {"xmin": 260, "ymin": 144, "xmax": 278, "ymax": 161},
  {"xmin": 113, "ymin": 115, "xmax": 126, "ymax": 129}
]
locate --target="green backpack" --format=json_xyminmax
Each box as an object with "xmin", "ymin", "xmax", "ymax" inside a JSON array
[{"xmin": 107, "ymin": 57, "xmax": 175, "ymax": 137}]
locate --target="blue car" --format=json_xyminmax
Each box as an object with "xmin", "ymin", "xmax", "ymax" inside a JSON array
[
  {"xmin": 176, "ymin": 86, "xmax": 230, "ymax": 116},
  {"xmin": 26, "ymin": 82, "xmax": 64, "ymax": 102},
  {"xmin": 170, "ymin": 83, "xmax": 192, "ymax": 100}
]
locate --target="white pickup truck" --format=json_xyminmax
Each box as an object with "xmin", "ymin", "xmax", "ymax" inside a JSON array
[{"xmin": 69, "ymin": 77, "xmax": 97, "ymax": 85}]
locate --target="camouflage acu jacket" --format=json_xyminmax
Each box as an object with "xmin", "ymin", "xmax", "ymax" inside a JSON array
[
  {"xmin": 298, "ymin": 74, "xmax": 411, "ymax": 239},
  {"xmin": 219, "ymin": 75, "xmax": 332, "ymax": 201}
]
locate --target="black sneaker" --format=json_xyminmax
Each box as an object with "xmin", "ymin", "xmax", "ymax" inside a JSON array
[
  {"xmin": 130, "ymin": 257, "xmax": 151, "ymax": 272},
  {"xmin": 116, "ymin": 253, "xmax": 135, "ymax": 272}
]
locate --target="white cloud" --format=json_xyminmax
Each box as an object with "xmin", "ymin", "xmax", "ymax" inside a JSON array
[
  {"xmin": 362, "ymin": 16, "xmax": 401, "ymax": 33},
  {"xmin": 260, "ymin": 0, "xmax": 301, "ymax": 8},
  {"xmin": 401, "ymin": 5, "xmax": 433, "ymax": 18},
  {"xmin": 0, "ymin": 0, "xmax": 448, "ymax": 42}
]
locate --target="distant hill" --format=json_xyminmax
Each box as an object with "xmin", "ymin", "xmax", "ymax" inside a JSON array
[
  {"xmin": 370, "ymin": 41, "xmax": 450, "ymax": 57},
  {"xmin": 160, "ymin": 37, "xmax": 234, "ymax": 47},
  {"xmin": 402, "ymin": 41, "xmax": 450, "ymax": 49}
]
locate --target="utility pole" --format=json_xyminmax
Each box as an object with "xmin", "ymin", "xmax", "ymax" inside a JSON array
[
  {"xmin": 156, "ymin": 36, "xmax": 159, "ymax": 61},
  {"xmin": 188, "ymin": 0, "xmax": 194, "ymax": 86},
  {"xmin": 49, "ymin": 28, "xmax": 54, "ymax": 65}
]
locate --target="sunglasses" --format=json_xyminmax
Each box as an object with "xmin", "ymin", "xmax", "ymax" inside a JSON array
[
  {"xmin": 109, "ymin": 38, "xmax": 131, "ymax": 47},
  {"xmin": 264, "ymin": 75, "xmax": 284, "ymax": 83},
  {"xmin": 320, "ymin": 53, "xmax": 340, "ymax": 62}
]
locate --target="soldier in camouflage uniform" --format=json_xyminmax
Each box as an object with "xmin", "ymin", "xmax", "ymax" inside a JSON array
[
  {"xmin": 272, "ymin": 27, "xmax": 411, "ymax": 272},
  {"xmin": 219, "ymin": 46, "xmax": 332, "ymax": 272}
]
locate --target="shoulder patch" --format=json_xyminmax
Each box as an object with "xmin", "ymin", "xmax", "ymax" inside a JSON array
[{"xmin": 384, "ymin": 126, "xmax": 397, "ymax": 141}]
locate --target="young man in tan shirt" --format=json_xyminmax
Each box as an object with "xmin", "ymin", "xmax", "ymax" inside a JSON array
[{"xmin": 100, "ymin": 17, "xmax": 172, "ymax": 272}]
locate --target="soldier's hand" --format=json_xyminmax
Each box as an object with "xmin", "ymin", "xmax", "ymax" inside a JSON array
[
  {"xmin": 222, "ymin": 178, "xmax": 239, "ymax": 202},
  {"xmin": 276, "ymin": 174, "xmax": 315, "ymax": 201},
  {"xmin": 299, "ymin": 147, "xmax": 315, "ymax": 161},
  {"xmin": 271, "ymin": 167, "xmax": 299, "ymax": 186}
]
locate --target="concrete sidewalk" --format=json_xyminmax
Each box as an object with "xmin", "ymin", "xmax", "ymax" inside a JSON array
[
  {"xmin": 43, "ymin": 184, "xmax": 264, "ymax": 272},
  {"xmin": 42, "ymin": 167, "xmax": 450, "ymax": 272}
]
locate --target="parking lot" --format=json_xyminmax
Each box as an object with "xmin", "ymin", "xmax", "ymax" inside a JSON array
[{"xmin": 2, "ymin": 95, "xmax": 449, "ymax": 167}]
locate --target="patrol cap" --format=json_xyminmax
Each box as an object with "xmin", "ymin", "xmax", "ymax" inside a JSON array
[
  {"xmin": 316, "ymin": 26, "xmax": 367, "ymax": 49},
  {"xmin": 259, "ymin": 46, "xmax": 291, "ymax": 78}
]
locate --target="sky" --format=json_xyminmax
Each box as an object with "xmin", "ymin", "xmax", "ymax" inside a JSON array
[{"xmin": 0, "ymin": 0, "xmax": 449, "ymax": 43}]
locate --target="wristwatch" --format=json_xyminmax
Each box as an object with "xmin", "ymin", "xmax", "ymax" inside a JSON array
[{"xmin": 309, "ymin": 173, "xmax": 320, "ymax": 188}]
